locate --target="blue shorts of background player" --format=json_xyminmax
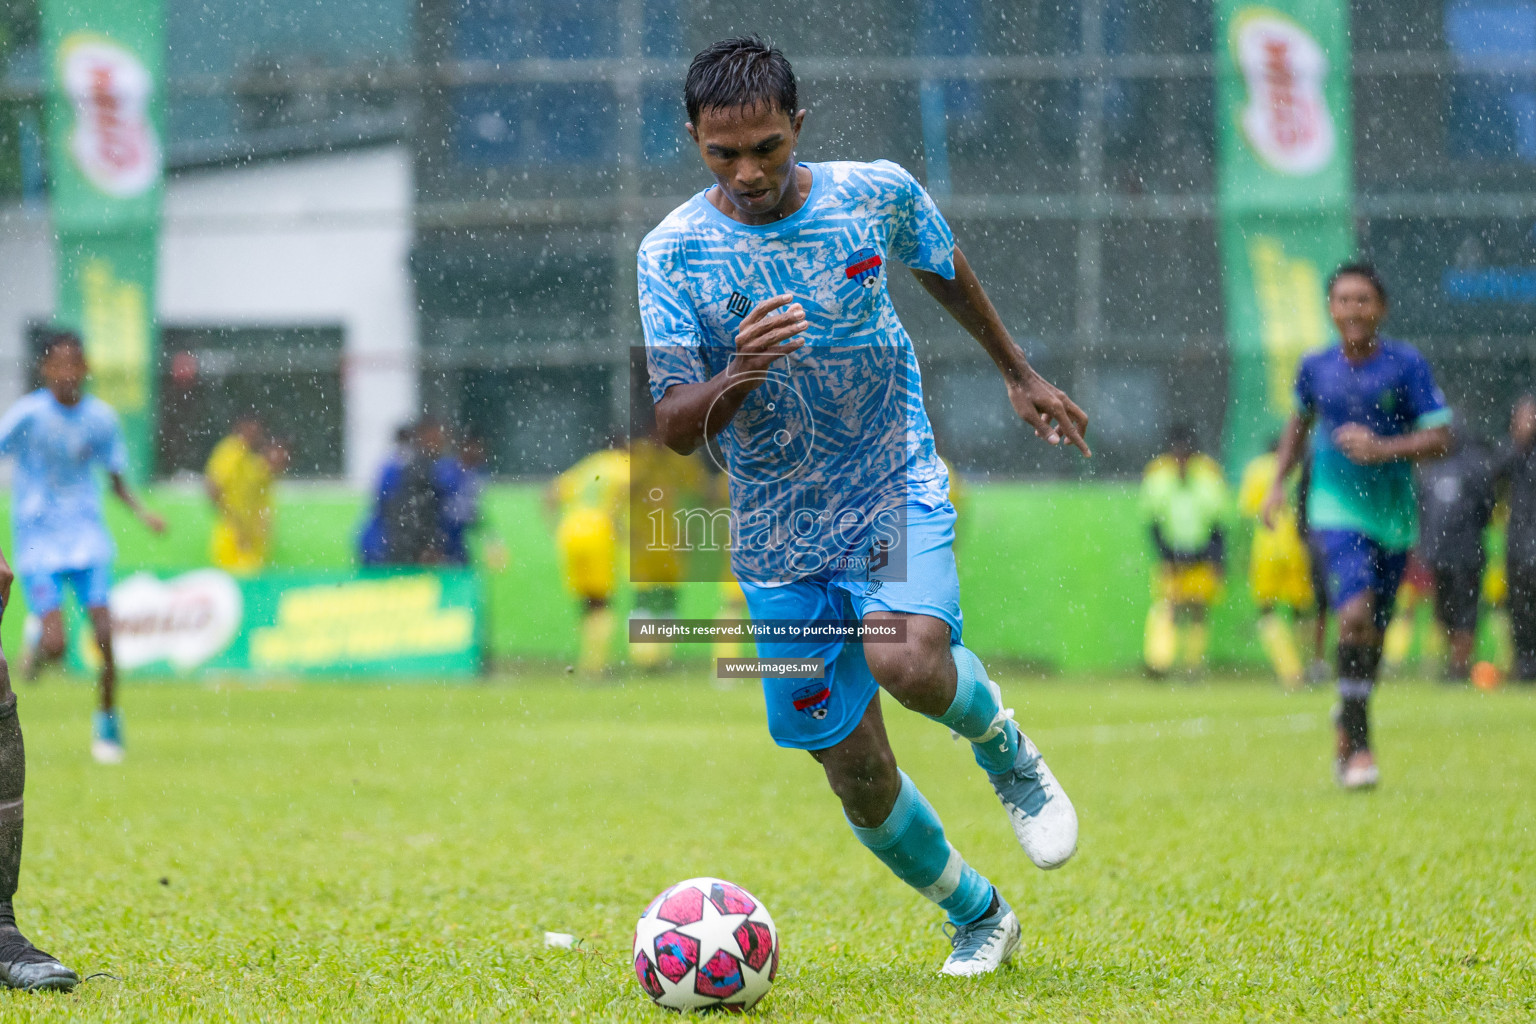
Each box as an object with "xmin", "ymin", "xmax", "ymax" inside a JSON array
[
  {"xmin": 741, "ymin": 503, "xmax": 963, "ymax": 751},
  {"xmin": 1312, "ymin": 530, "xmax": 1407, "ymax": 634},
  {"xmin": 23, "ymin": 562, "xmax": 113, "ymax": 616}
]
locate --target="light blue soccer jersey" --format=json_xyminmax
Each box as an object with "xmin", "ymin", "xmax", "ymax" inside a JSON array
[
  {"xmin": 0, "ymin": 389, "xmax": 128, "ymax": 576},
  {"xmin": 639, "ymin": 160, "xmax": 955, "ymax": 583}
]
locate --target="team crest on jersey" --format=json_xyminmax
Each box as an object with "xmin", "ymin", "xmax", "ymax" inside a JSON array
[
  {"xmin": 844, "ymin": 248, "xmax": 882, "ymax": 287},
  {"xmin": 726, "ymin": 291, "xmax": 752, "ymax": 318},
  {"xmin": 792, "ymin": 683, "xmax": 831, "ymax": 720}
]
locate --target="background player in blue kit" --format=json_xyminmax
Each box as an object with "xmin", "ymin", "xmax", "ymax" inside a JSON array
[
  {"xmin": 640, "ymin": 37, "xmax": 1090, "ymax": 976},
  {"xmin": 0, "ymin": 333, "xmax": 166, "ymax": 764},
  {"xmin": 1263, "ymin": 265, "xmax": 1451, "ymax": 790}
]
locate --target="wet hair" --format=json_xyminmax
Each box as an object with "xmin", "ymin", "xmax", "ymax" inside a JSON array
[
  {"xmin": 685, "ymin": 35, "xmax": 797, "ymax": 125},
  {"xmin": 1327, "ymin": 262, "xmax": 1388, "ymax": 303},
  {"xmin": 38, "ymin": 329, "xmax": 83, "ymax": 361}
]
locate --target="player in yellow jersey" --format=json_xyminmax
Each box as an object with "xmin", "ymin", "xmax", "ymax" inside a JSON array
[
  {"xmin": 1141, "ymin": 425, "xmax": 1231, "ymax": 676},
  {"xmin": 1238, "ymin": 442, "xmax": 1313, "ymax": 689},
  {"xmin": 549, "ymin": 444, "xmax": 629, "ymax": 675},
  {"xmin": 205, "ymin": 417, "xmax": 282, "ymax": 575},
  {"xmin": 628, "ymin": 433, "xmax": 708, "ymax": 669}
]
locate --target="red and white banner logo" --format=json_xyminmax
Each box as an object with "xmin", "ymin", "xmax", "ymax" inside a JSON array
[
  {"xmin": 60, "ymin": 35, "xmax": 161, "ymax": 198},
  {"xmin": 1233, "ymin": 11, "xmax": 1336, "ymax": 176}
]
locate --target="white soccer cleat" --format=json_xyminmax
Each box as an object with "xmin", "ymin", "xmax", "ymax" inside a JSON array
[
  {"xmin": 981, "ymin": 682, "xmax": 1078, "ymax": 869},
  {"xmin": 91, "ymin": 740, "xmax": 124, "ymax": 765},
  {"xmin": 940, "ymin": 895, "xmax": 1021, "ymax": 977},
  {"xmin": 1337, "ymin": 750, "xmax": 1379, "ymax": 790}
]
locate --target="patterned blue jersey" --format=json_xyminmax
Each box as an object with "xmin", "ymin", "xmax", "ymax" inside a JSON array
[
  {"xmin": 1295, "ymin": 337, "xmax": 1451, "ymax": 550},
  {"xmin": 639, "ymin": 160, "xmax": 956, "ymax": 583},
  {"xmin": 0, "ymin": 389, "xmax": 129, "ymax": 575}
]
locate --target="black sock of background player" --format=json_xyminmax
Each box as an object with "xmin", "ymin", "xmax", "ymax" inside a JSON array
[
  {"xmin": 1337, "ymin": 642, "xmax": 1377, "ymax": 754},
  {"xmin": 0, "ymin": 694, "xmax": 23, "ymax": 931}
]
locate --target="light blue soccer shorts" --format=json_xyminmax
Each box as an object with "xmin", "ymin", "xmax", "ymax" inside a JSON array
[
  {"xmin": 24, "ymin": 561, "xmax": 114, "ymax": 615},
  {"xmin": 739, "ymin": 502, "xmax": 963, "ymax": 752}
]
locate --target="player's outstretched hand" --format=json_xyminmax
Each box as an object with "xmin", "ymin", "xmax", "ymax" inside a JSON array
[
  {"xmin": 1332, "ymin": 423, "xmax": 1385, "ymax": 465},
  {"xmin": 1008, "ymin": 371, "xmax": 1091, "ymax": 457},
  {"xmin": 728, "ymin": 294, "xmax": 807, "ymax": 383}
]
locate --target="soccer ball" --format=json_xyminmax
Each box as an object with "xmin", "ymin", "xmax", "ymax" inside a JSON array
[{"xmin": 632, "ymin": 877, "xmax": 778, "ymax": 1012}]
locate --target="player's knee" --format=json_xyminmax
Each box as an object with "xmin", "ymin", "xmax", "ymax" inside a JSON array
[
  {"xmin": 866, "ymin": 644, "xmax": 948, "ymax": 707},
  {"xmin": 39, "ymin": 630, "xmax": 65, "ymax": 658}
]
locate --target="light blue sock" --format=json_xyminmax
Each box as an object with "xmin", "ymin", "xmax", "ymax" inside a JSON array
[
  {"xmin": 932, "ymin": 645, "xmax": 1019, "ymax": 774},
  {"xmin": 847, "ymin": 770, "xmax": 994, "ymax": 926}
]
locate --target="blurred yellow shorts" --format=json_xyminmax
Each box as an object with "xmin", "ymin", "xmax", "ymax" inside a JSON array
[
  {"xmin": 557, "ymin": 508, "xmax": 617, "ymax": 601},
  {"xmin": 1156, "ymin": 562, "xmax": 1223, "ymax": 606}
]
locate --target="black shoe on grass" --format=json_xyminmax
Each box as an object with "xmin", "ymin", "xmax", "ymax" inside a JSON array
[{"xmin": 0, "ymin": 927, "xmax": 78, "ymax": 991}]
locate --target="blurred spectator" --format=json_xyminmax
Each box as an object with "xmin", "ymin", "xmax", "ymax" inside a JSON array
[
  {"xmin": 359, "ymin": 420, "xmax": 451, "ymax": 567},
  {"xmin": 205, "ymin": 416, "xmax": 283, "ymax": 574},
  {"xmin": 439, "ymin": 433, "xmax": 495, "ymax": 568},
  {"xmin": 1140, "ymin": 424, "xmax": 1230, "ymax": 676},
  {"xmin": 359, "ymin": 424, "xmax": 414, "ymax": 566},
  {"xmin": 384, "ymin": 419, "xmax": 450, "ymax": 565},
  {"xmin": 1415, "ymin": 426, "xmax": 1498, "ymax": 681},
  {"xmin": 1500, "ymin": 396, "xmax": 1536, "ymax": 681}
]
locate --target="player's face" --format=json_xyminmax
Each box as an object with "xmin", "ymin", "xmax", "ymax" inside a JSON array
[
  {"xmin": 40, "ymin": 344, "xmax": 87, "ymax": 405},
  {"xmin": 688, "ymin": 104, "xmax": 807, "ymax": 221},
  {"xmin": 1328, "ymin": 274, "xmax": 1386, "ymax": 348}
]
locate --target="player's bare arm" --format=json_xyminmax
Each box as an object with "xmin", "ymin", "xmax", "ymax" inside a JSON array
[
  {"xmin": 1261, "ymin": 412, "xmax": 1313, "ymax": 528},
  {"xmin": 911, "ymin": 248, "xmax": 1091, "ymax": 458},
  {"xmin": 110, "ymin": 473, "xmax": 167, "ymax": 534},
  {"xmin": 1331, "ymin": 422, "xmax": 1451, "ymax": 466},
  {"xmin": 653, "ymin": 294, "xmax": 808, "ymax": 455}
]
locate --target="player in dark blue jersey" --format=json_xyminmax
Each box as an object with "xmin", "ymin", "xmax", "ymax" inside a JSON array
[{"xmin": 1263, "ymin": 264, "xmax": 1452, "ymax": 789}]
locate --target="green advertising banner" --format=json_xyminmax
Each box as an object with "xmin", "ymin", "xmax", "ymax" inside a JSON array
[
  {"xmin": 1215, "ymin": 1, "xmax": 1355, "ymax": 475},
  {"xmin": 41, "ymin": 0, "xmax": 165, "ymax": 480},
  {"xmin": 71, "ymin": 569, "xmax": 483, "ymax": 677}
]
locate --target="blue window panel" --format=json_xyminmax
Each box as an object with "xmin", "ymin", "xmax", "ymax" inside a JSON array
[
  {"xmin": 643, "ymin": 0, "xmax": 683, "ymax": 58},
  {"xmin": 534, "ymin": 84, "xmax": 617, "ymax": 164},
  {"xmin": 455, "ymin": 0, "xmax": 531, "ymax": 60},
  {"xmin": 454, "ymin": 85, "xmax": 528, "ymax": 165},
  {"xmin": 642, "ymin": 86, "xmax": 684, "ymax": 163},
  {"xmin": 1444, "ymin": 0, "xmax": 1536, "ymax": 163}
]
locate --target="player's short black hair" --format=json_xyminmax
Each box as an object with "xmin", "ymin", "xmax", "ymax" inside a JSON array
[
  {"xmin": 1327, "ymin": 262, "xmax": 1388, "ymax": 303},
  {"xmin": 685, "ymin": 36, "xmax": 797, "ymax": 125},
  {"xmin": 38, "ymin": 329, "xmax": 83, "ymax": 361}
]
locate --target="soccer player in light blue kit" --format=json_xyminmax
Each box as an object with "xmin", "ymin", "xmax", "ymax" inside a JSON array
[
  {"xmin": 0, "ymin": 333, "xmax": 165, "ymax": 763},
  {"xmin": 1262, "ymin": 264, "xmax": 1451, "ymax": 789},
  {"xmin": 640, "ymin": 38, "xmax": 1090, "ymax": 975}
]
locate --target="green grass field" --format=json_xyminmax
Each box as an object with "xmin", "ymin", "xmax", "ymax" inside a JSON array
[{"xmin": 3, "ymin": 670, "xmax": 1533, "ymax": 1021}]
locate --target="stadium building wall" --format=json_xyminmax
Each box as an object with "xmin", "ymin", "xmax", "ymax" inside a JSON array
[{"xmin": 0, "ymin": 144, "xmax": 417, "ymax": 487}]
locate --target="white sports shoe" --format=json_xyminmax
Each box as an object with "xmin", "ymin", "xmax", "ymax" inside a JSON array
[
  {"xmin": 940, "ymin": 894, "xmax": 1021, "ymax": 977},
  {"xmin": 91, "ymin": 739, "xmax": 124, "ymax": 765},
  {"xmin": 981, "ymin": 682, "xmax": 1078, "ymax": 869},
  {"xmin": 1337, "ymin": 750, "xmax": 1379, "ymax": 790}
]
